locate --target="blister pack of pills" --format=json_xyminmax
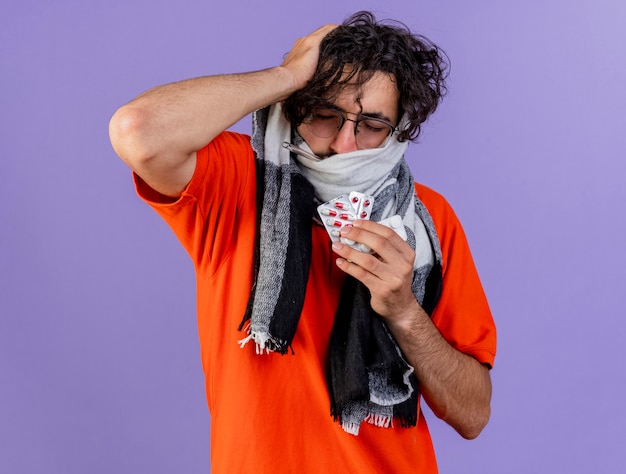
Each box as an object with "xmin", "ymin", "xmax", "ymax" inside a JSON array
[
  {"xmin": 317, "ymin": 192, "xmax": 408, "ymax": 253},
  {"xmin": 317, "ymin": 192, "xmax": 374, "ymax": 249}
]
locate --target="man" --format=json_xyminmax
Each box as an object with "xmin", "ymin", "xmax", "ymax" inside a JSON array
[{"xmin": 109, "ymin": 11, "xmax": 496, "ymax": 473}]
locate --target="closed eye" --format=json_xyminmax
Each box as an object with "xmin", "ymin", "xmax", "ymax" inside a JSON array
[{"xmin": 360, "ymin": 120, "xmax": 388, "ymax": 133}]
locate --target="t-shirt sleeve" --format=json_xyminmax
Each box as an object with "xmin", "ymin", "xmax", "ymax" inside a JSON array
[
  {"xmin": 416, "ymin": 184, "xmax": 497, "ymax": 368},
  {"xmin": 132, "ymin": 131, "xmax": 256, "ymax": 274}
]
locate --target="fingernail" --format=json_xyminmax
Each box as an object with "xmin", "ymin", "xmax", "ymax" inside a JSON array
[{"xmin": 332, "ymin": 241, "xmax": 343, "ymax": 251}]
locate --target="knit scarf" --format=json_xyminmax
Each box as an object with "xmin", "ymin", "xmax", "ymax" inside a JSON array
[{"xmin": 239, "ymin": 104, "xmax": 443, "ymax": 435}]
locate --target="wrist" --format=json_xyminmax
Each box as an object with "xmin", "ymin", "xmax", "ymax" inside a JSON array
[
  {"xmin": 272, "ymin": 65, "xmax": 308, "ymax": 97},
  {"xmin": 382, "ymin": 300, "xmax": 426, "ymax": 334}
]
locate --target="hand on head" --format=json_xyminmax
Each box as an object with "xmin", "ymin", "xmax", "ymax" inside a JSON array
[{"xmin": 280, "ymin": 24, "xmax": 338, "ymax": 92}]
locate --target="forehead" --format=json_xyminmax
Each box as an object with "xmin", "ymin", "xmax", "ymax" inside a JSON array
[{"xmin": 327, "ymin": 71, "xmax": 399, "ymax": 119}]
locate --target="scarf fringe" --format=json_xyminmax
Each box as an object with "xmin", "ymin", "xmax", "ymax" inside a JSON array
[
  {"xmin": 339, "ymin": 410, "xmax": 394, "ymax": 436},
  {"xmin": 237, "ymin": 322, "xmax": 289, "ymax": 355},
  {"xmin": 340, "ymin": 415, "xmax": 415, "ymax": 436},
  {"xmin": 341, "ymin": 421, "xmax": 361, "ymax": 436},
  {"xmin": 365, "ymin": 412, "xmax": 393, "ymax": 429}
]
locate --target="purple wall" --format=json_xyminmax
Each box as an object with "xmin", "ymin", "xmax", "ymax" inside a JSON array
[{"xmin": 2, "ymin": 0, "xmax": 625, "ymax": 472}]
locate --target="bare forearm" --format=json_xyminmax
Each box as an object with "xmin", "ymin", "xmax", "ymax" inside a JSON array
[
  {"xmin": 385, "ymin": 304, "xmax": 492, "ymax": 439},
  {"xmin": 110, "ymin": 68, "xmax": 298, "ymax": 163}
]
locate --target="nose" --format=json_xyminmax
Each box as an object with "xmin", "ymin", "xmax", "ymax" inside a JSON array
[{"xmin": 329, "ymin": 120, "xmax": 358, "ymax": 154}]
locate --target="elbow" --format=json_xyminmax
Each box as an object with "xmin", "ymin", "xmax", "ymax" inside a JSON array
[
  {"xmin": 456, "ymin": 404, "xmax": 491, "ymax": 440},
  {"xmin": 425, "ymin": 387, "xmax": 492, "ymax": 440},
  {"xmin": 108, "ymin": 105, "xmax": 155, "ymax": 169}
]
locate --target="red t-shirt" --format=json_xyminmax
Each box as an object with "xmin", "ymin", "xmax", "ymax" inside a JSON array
[{"xmin": 134, "ymin": 131, "xmax": 496, "ymax": 473}]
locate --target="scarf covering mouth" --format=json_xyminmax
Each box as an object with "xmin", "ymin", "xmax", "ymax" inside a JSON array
[{"xmin": 239, "ymin": 103, "xmax": 443, "ymax": 435}]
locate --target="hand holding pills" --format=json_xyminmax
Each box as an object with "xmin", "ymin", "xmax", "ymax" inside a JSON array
[{"xmin": 318, "ymin": 192, "xmax": 415, "ymax": 319}]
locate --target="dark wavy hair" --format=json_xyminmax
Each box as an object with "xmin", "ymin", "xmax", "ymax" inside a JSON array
[{"xmin": 283, "ymin": 11, "xmax": 449, "ymax": 142}]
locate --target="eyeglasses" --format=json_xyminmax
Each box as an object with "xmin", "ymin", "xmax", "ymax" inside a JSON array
[{"xmin": 303, "ymin": 107, "xmax": 398, "ymax": 149}]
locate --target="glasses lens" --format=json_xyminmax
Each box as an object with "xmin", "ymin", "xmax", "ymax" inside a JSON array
[
  {"xmin": 305, "ymin": 108, "xmax": 343, "ymax": 138},
  {"xmin": 356, "ymin": 118, "xmax": 394, "ymax": 148}
]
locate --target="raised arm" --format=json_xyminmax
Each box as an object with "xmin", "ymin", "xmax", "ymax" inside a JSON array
[{"xmin": 108, "ymin": 24, "xmax": 336, "ymax": 198}]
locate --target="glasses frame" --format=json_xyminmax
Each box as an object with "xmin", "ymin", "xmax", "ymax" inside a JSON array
[{"xmin": 304, "ymin": 106, "xmax": 398, "ymax": 146}]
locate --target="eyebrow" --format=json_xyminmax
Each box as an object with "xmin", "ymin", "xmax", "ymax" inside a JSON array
[
  {"xmin": 320, "ymin": 102, "xmax": 395, "ymax": 125},
  {"xmin": 360, "ymin": 111, "xmax": 395, "ymax": 123}
]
